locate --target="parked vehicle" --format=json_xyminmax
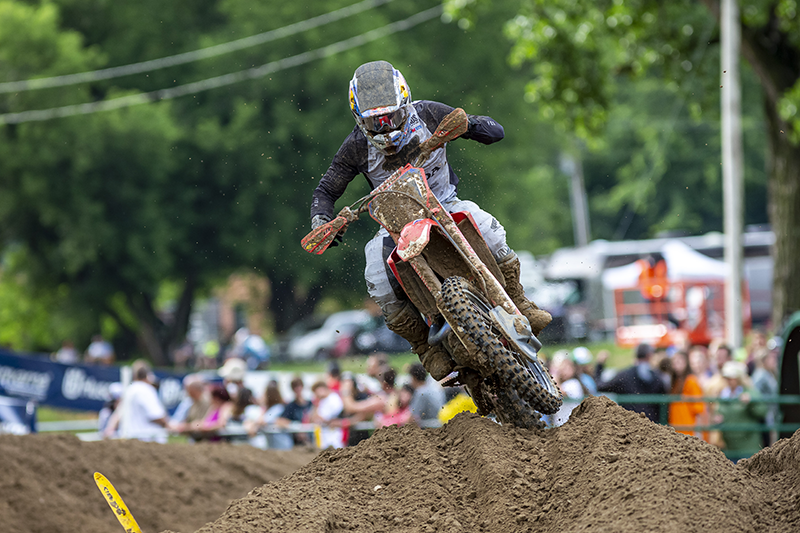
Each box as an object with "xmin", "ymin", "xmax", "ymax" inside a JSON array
[
  {"xmin": 351, "ymin": 318, "xmax": 412, "ymax": 355},
  {"xmin": 302, "ymin": 109, "xmax": 561, "ymax": 429},
  {"xmin": 285, "ymin": 310, "xmax": 372, "ymax": 361}
]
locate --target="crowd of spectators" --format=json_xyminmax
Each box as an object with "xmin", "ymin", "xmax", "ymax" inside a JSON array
[
  {"xmin": 97, "ymin": 328, "xmax": 781, "ymax": 459},
  {"xmin": 99, "ymin": 352, "xmax": 451, "ymax": 450},
  {"xmin": 543, "ymin": 331, "xmax": 782, "ymax": 459},
  {"xmin": 52, "ymin": 335, "xmax": 116, "ymax": 366}
]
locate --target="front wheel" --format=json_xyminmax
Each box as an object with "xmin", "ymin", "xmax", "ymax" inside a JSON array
[{"xmin": 440, "ymin": 276, "xmax": 562, "ymax": 419}]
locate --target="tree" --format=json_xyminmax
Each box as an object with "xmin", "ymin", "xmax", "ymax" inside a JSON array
[{"xmin": 447, "ymin": 0, "xmax": 799, "ymax": 328}]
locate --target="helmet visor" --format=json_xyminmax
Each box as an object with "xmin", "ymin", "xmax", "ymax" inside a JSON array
[{"xmin": 361, "ymin": 106, "xmax": 408, "ymax": 134}]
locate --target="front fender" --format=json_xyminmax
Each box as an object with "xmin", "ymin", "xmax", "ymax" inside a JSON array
[{"xmin": 397, "ymin": 218, "xmax": 437, "ymax": 261}]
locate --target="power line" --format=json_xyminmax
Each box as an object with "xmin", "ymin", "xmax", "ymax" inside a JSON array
[
  {"xmin": 0, "ymin": 0, "xmax": 395, "ymax": 94},
  {"xmin": 0, "ymin": 6, "xmax": 442, "ymax": 125}
]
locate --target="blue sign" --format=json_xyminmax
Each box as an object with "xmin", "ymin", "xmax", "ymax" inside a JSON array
[
  {"xmin": 0, "ymin": 349, "xmax": 186, "ymax": 413},
  {"xmin": 0, "ymin": 395, "xmax": 37, "ymax": 434}
]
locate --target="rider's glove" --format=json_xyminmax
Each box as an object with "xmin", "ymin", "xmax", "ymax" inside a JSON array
[
  {"xmin": 311, "ymin": 214, "xmax": 331, "ymax": 230},
  {"xmin": 311, "ymin": 214, "xmax": 343, "ymax": 247}
]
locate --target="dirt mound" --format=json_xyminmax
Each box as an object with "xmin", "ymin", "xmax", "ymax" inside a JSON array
[
  {"xmin": 0, "ymin": 433, "xmax": 316, "ymax": 533},
  {"xmin": 184, "ymin": 396, "xmax": 800, "ymax": 533}
]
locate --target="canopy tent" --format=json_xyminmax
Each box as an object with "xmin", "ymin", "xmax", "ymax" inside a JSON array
[{"xmin": 601, "ymin": 240, "xmax": 726, "ymax": 290}]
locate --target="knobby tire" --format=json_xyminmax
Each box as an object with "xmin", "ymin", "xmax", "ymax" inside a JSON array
[{"xmin": 440, "ymin": 276, "xmax": 562, "ymax": 423}]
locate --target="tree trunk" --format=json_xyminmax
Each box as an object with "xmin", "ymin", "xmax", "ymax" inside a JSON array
[
  {"xmin": 270, "ymin": 276, "xmax": 322, "ymax": 333},
  {"xmin": 125, "ymin": 277, "xmax": 196, "ymax": 367},
  {"xmin": 765, "ymin": 102, "xmax": 800, "ymax": 329},
  {"xmin": 737, "ymin": 8, "xmax": 800, "ymax": 331},
  {"xmin": 165, "ymin": 275, "xmax": 195, "ymax": 355},
  {"xmin": 137, "ymin": 316, "xmax": 168, "ymax": 367}
]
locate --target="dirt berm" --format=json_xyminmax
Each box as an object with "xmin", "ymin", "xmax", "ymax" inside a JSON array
[
  {"xmin": 2, "ymin": 396, "xmax": 799, "ymax": 532},
  {"xmin": 0, "ymin": 432, "xmax": 316, "ymax": 533},
  {"xmin": 183, "ymin": 396, "xmax": 800, "ymax": 533}
]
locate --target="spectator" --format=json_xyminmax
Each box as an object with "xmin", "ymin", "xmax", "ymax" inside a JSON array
[
  {"xmin": 53, "ymin": 340, "xmax": 80, "ymax": 365},
  {"xmin": 105, "ymin": 360, "xmax": 168, "ymax": 442},
  {"xmin": 326, "ymin": 361, "xmax": 342, "ymax": 393},
  {"xmin": 190, "ymin": 384, "xmax": 234, "ymax": 442},
  {"xmin": 596, "ymin": 343, "xmax": 667, "ymax": 423},
  {"xmin": 373, "ymin": 368, "xmax": 404, "ymax": 428},
  {"xmin": 218, "ymin": 357, "xmax": 254, "ymax": 411},
  {"xmin": 550, "ymin": 351, "xmax": 586, "ymax": 427},
  {"xmin": 571, "ymin": 346, "xmax": 598, "ymax": 395},
  {"xmin": 702, "ymin": 343, "xmax": 735, "ymax": 449},
  {"xmin": 336, "ymin": 371, "xmax": 376, "ymax": 446},
  {"xmin": 667, "ymin": 350, "xmax": 705, "ymax": 437},
  {"xmin": 169, "ymin": 374, "xmax": 211, "ymax": 437},
  {"xmin": 408, "ymin": 363, "xmax": 446, "ymax": 425},
  {"xmin": 688, "ymin": 345, "xmax": 714, "ymax": 391},
  {"xmin": 751, "ymin": 345, "xmax": 779, "ymax": 446},
  {"xmin": 85, "ymin": 335, "xmax": 115, "ymax": 366},
  {"xmin": 276, "ymin": 377, "xmax": 312, "ymax": 446},
  {"xmin": 339, "ymin": 368, "xmax": 392, "ymax": 419},
  {"xmin": 229, "ymin": 386, "xmax": 256, "ymax": 429},
  {"xmin": 705, "ymin": 344, "xmax": 734, "ymax": 397},
  {"xmin": 98, "ymin": 382, "xmax": 123, "ymax": 436},
  {"xmin": 366, "ymin": 352, "xmax": 390, "ymax": 380},
  {"xmin": 244, "ymin": 380, "xmax": 293, "ymax": 449},
  {"xmin": 309, "ymin": 381, "xmax": 345, "ymax": 449},
  {"xmin": 230, "ymin": 327, "xmax": 271, "ymax": 370},
  {"xmin": 714, "ymin": 361, "xmax": 768, "ymax": 460},
  {"xmin": 745, "ymin": 329, "xmax": 768, "ymax": 375},
  {"xmin": 378, "ymin": 384, "xmax": 414, "ymax": 428}
]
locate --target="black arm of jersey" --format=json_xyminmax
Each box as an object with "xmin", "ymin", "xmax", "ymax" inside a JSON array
[
  {"xmin": 310, "ymin": 101, "xmax": 504, "ymax": 219},
  {"xmin": 415, "ymin": 100, "xmax": 504, "ymax": 145},
  {"xmin": 310, "ymin": 127, "xmax": 368, "ymax": 220}
]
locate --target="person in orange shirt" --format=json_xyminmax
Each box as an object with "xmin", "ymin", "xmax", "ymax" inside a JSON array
[{"xmin": 668, "ymin": 350, "xmax": 706, "ymax": 438}]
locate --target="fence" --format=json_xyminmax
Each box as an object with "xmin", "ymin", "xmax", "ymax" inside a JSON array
[{"xmin": 606, "ymin": 393, "xmax": 800, "ymax": 459}]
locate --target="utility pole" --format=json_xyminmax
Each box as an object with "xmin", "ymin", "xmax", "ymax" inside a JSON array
[
  {"xmin": 721, "ymin": 0, "xmax": 745, "ymax": 349},
  {"xmin": 560, "ymin": 152, "xmax": 592, "ymax": 247}
]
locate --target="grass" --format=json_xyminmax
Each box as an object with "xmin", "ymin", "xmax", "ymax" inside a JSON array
[{"xmin": 37, "ymin": 406, "xmax": 98, "ymax": 423}]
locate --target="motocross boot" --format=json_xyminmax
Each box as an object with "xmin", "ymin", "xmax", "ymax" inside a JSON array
[
  {"xmin": 385, "ymin": 302, "xmax": 456, "ymax": 381},
  {"xmin": 497, "ymin": 252, "xmax": 552, "ymax": 337}
]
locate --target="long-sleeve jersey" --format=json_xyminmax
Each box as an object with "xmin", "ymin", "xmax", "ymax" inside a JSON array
[{"xmin": 310, "ymin": 100, "xmax": 504, "ymax": 220}]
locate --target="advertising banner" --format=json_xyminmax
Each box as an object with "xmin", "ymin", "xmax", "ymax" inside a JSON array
[
  {"xmin": 0, "ymin": 395, "xmax": 37, "ymax": 434},
  {"xmin": 0, "ymin": 349, "xmax": 186, "ymax": 413}
]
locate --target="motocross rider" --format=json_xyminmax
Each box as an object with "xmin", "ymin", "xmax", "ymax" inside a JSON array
[{"xmin": 310, "ymin": 60, "xmax": 551, "ymax": 380}]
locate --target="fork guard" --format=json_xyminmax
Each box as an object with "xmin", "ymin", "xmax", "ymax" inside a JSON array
[{"xmin": 488, "ymin": 306, "xmax": 543, "ymax": 360}]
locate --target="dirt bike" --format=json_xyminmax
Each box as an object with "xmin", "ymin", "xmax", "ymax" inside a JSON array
[{"xmin": 301, "ymin": 109, "xmax": 562, "ymax": 428}]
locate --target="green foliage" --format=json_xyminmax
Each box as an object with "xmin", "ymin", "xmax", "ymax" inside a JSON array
[
  {"xmin": 447, "ymin": 0, "xmax": 777, "ymax": 242},
  {"xmin": 0, "ymin": 0, "xmax": 784, "ymax": 357}
]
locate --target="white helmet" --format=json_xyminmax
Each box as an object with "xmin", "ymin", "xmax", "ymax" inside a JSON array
[{"xmin": 349, "ymin": 61, "xmax": 413, "ymax": 155}]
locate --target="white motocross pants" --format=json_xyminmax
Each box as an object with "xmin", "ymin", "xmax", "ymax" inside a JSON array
[{"xmin": 364, "ymin": 197, "xmax": 511, "ymax": 317}]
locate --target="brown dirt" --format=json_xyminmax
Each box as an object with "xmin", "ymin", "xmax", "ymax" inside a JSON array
[
  {"xmin": 186, "ymin": 396, "xmax": 800, "ymax": 533},
  {"xmin": 0, "ymin": 434, "xmax": 317, "ymax": 533},
  {"xmin": 3, "ymin": 396, "xmax": 799, "ymax": 533}
]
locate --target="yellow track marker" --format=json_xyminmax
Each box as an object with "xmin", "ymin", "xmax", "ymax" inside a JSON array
[{"xmin": 93, "ymin": 472, "xmax": 144, "ymax": 533}]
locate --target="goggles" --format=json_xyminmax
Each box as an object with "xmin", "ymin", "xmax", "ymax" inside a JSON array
[{"xmin": 360, "ymin": 106, "xmax": 409, "ymax": 134}]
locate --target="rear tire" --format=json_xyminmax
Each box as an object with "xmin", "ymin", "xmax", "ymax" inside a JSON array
[{"xmin": 440, "ymin": 276, "xmax": 562, "ymax": 418}]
